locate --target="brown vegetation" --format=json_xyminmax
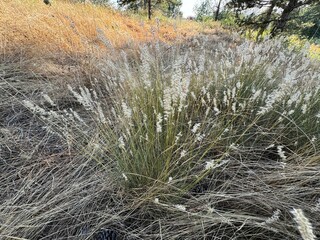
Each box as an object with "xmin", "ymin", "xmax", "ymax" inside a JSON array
[{"xmin": 0, "ymin": 0, "xmax": 208, "ymax": 58}]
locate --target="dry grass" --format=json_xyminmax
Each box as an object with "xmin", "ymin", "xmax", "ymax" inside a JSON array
[
  {"xmin": 2, "ymin": 35, "xmax": 319, "ymax": 239},
  {"xmin": 0, "ymin": 0, "xmax": 221, "ymax": 89},
  {"xmin": 1, "ymin": 2, "xmax": 319, "ymax": 240},
  {"xmin": 0, "ymin": 0, "xmax": 212, "ymax": 58}
]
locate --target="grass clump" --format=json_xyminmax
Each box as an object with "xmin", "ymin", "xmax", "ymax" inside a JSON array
[
  {"xmin": 25, "ymin": 35, "xmax": 320, "ymax": 191},
  {"xmin": 3, "ymin": 34, "xmax": 320, "ymax": 239},
  {"xmin": 86, "ymin": 36, "xmax": 320, "ymax": 192}
]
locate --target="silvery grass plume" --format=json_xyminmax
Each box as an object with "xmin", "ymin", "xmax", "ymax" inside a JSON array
[
  {"xmin": 291, "ymin": 208, "xmax": 316, "ymax": 240},
  {"xmin": 22, "ymin": 84, "xmax": 109, "ymax": 152}
]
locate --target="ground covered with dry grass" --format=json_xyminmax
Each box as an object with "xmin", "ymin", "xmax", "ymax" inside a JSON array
[
  {"xmin": 1, "ymin": 1, "xmax": 320, "ymax": 240},
  {"xmin": 0, "ymin": 0, "xmax": 216, "ymax": 56}
]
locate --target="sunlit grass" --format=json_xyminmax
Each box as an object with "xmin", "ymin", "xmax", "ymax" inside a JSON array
[
  {"xmin": 0, "ymin": 0, "xmax": 207, "ymax": 57},
  {"xmin": 1, "ymin": 3, "xmax": 320, "ymax": 239}
]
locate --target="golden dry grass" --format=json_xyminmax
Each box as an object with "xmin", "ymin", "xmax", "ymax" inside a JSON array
[{"xmin": 0, "ymin": 0, "xmax": 215, "ymax": 58}]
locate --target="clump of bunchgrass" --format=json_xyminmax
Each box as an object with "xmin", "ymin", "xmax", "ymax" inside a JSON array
[
  {"xmin": 101, "ymin": 38, "xmax": 319, "ymax": 191},
  {"xmin": 4, "ymin": 34, "xmax": 320, "ymax": 239},
  {"xmin": 24, "ymin": 36, "xmax": 320, "ymax": 194}
]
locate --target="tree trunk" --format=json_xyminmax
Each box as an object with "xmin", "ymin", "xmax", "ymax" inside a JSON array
[
  {"xmin": 271, "ymin": 0, "xmax": 300, "ymax": 37},
  {"xmin": 256, "ymin": 0, "xmax": 276, "ymax": 40},
  {"xmin": 148, "ymin": 0, "xmax": 152, "ymax": 20},
  {"xmin": 214, "ymin": 0, "xmax": 222, "ymax": 21}
]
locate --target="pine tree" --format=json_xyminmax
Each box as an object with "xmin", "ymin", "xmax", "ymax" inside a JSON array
[
  {"xmin": 227, "ymin": 0, "xmax": 320, "ymax": 38},
  {"xmin": 117, "ymin": 0, "xmax": 182, "ymax": 19}
]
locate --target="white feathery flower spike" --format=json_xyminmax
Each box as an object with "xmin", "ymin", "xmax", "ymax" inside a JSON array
[
  {"xmin": 122, "ymin": 173, "xmax": 128, "ymax": 181},
  {"xmin": 180, "ymin": 150, "xmax": 187, "ymax": 158},
  {"xmin": 205, "ymin": 159, "xmax": 230, "ymax": 170},
  {"xmin": 156, "ymin": 113, "xmax": 163, "ymax": 133},
  {"xmin": 291, "ymin": 208, "xmax": 316, "ymax": 240},
  {"xmin": 122, "ymin": 101, "xmax": 132, "ymax": 119},
  {"xmin": 118, "ymin": 136, "xmax": 125, "ymax": 149},
  {"xmin": 277, "ymin": 145, "xmax": 286, "ymax": 161},
  {"xmin": 174, "ymin": 204, "xmax": 186, "ymax": 211},
  {"xmin": 42, "ymin": 93, "xmax": 56, "ymax": 107},
  {"xmin": 265, "ymin": 209, "xmax": 281, "ymax": 225},
  {"xmin": 191, "ymin": 123, "xmax": 201, "ymax": 134}
]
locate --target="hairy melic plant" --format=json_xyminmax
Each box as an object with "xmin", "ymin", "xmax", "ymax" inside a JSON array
[{"xmin": 24, "ymin": 36, "xmax": 320, "ymax": 195}]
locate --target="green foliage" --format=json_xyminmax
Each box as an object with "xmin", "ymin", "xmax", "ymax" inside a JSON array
[
  {"xmin": 73, "ymin": 0, "xmax": 110, "ymax": 5},
  {"xmin": 117, "ymin": 0, "xmax": 143, "ymax": 11},
  {"xmin": 194, "ymin": 0, "xmax": 213, "ymax": 21},
  {"xmin": 286, "ymin": 4, "xmax": 320, "ymax": 41},
  {"xmin": 219, "ymin": 10, "xmax": 237, "ymax": 27},
  {"xmin": 117, "ymin": 0, "xmax": 182, "ymax": 18},
  {"xmin": 194, "ymin": 0, "xmax": 227, "ymax": 21},
  {"xmin": 159, "ymin": 0, "xmax": 182, "ymax": 17},
  {"xmin": 226, "ymin": 0, "xmax": 320, "ymax": 39}
]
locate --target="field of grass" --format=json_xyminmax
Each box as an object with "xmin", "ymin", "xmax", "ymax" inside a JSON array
[
  {"xmin": 1, "ymin": 1, "xmax": 320, "ymax": 240},
  {"xmin": 0, "ymin": 0, "xmax": 217, "ymax": 56}
]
